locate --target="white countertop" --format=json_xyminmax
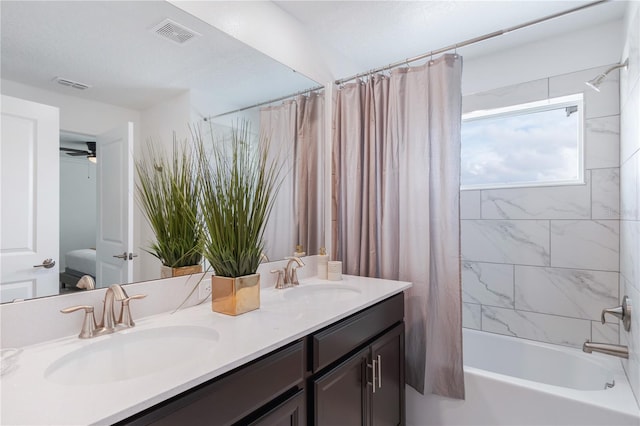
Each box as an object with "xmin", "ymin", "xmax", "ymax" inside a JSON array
[{"xmin": 0, "ymin": 275, "xmax": 411, "ymax": 425}]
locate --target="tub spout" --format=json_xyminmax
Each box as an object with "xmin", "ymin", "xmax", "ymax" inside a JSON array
[{"xmin": 582, "ymin": 340, "xmax": 628, "ymax": 359}]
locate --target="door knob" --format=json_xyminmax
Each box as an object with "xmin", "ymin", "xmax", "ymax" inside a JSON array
[
  {"xmin": 114, "ymin": 252, "xmax": 138, "ymax": 260},
  {"xmin": 33, "ymin": 258, "xmax": 55, "ymax": 269}
]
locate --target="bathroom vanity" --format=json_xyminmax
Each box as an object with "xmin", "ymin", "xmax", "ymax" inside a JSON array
[
  {"xmin": 0, "ymin": 275, "xmax": 410, "ymax": 425},
  {"xmin": 121, "ymin": 293, "xmax": 404, "ymax": 425}
]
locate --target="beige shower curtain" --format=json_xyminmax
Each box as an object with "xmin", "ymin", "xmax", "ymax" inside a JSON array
[
  {"xmin": 295, "ymin": 94, "xmax": 324, "ymax": 254},
  {"xmin": 333, "ymin": 54, "xmax": 464, "ymax": 398},
  {"xmin": 260, "ymin": 93, "xmax": 324, "ymax": 260}
]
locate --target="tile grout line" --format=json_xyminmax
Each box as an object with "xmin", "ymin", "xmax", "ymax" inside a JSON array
[
  {"xmin": 481, "ymin": 304, "xmax": 595, "ymax": 324},
  {"xmin": 461, "ymin": 259, "xmax": 618, "ymax": 274},
  {"xmin": 512, "ymin": 264, "xmax": 516, "ymax": 310},
  {"xmin": 590, "ymin": 169, "xmax": 593, "ymax": 221}
]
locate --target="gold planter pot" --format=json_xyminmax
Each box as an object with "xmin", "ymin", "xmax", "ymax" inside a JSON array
[
  {"xmin": 161, "ymin": 264, "xmax": 203, "ymax": 278},
  {"xmin": 211, "ymin": 274, "xmax": 260, "ymax": 316}
]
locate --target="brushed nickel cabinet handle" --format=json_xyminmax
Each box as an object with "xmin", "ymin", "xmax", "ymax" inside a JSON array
[
  {"xmin": 368, "ymin": 358, "xmax": 378, "ymax": 394},
  {"xmin": 377, "ymin": 354, "xmax": 382, "ymax": 389}
]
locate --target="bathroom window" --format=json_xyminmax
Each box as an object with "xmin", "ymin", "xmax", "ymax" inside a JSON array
[{"xmin": 461, "ymin": 94, "xmax": 584, "ymax": 189}]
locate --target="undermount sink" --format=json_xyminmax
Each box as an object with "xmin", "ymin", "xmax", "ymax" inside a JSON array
[
  {"xmin": 283, "ymin": 283, "xmax": 361, "ymax": 304},
  {"xmin": 45, "ymin": 326, "xmax": 219, "ymax": 386}
]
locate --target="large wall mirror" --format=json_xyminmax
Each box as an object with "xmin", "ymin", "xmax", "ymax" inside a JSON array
[{"xmin": 0, "ymin": 1, "xmax": 324, "ymax": 303}]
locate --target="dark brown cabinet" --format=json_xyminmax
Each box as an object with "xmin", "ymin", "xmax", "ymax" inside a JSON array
[
  {"xmin": 118, "ymin": 293, "xmax": 405, "ymax": 426},
  {"xmin": 370, "ymin": 324, "xmax": 405, "ymax": 426},
  {"xmin": 118, "ymin": 341, "xmax": 305, "ymax": 426},
  {"xmin": 312, "ymin": 324, "xmax": 405, "ymax": 426},
  {"xmin": 313, "ymin": 347, "xmax": 370, "ymax": 425},
  {"xmin": 248, "ymin": 389, "xmax": 305, "ymax": 426}
]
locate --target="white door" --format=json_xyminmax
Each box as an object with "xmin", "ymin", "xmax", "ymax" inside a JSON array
[
  {"xmin": 0, "ymin": 95, "xmax": 60, "ymax": 302},
  {"xmin": 95, "ymin": 123, "xmax": 134, "ymax": 287}
]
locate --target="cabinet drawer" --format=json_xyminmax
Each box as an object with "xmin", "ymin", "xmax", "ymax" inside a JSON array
[
  {"xmin": 247, "ymin": 389, "xmax": 305, "ymax": 426},
  {"xmin": 121, "ymin": 340, "xmax": 305, "ymax": 426},
  {"xmin": 311, "ymin": 293, "xmax": 403, "ymax": 373}
]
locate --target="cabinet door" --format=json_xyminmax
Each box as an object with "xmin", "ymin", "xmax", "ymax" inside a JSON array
[
  {"xmin": 370, "ymin": 324, "xmax": 405, "ymax": 426},
  {"xmin": 313, "ymin": 347, "xmax": 369, "ymax": 426},
  {"xmin": 248, "ymin": 390, "xmax": 305, "ymax": 426}
]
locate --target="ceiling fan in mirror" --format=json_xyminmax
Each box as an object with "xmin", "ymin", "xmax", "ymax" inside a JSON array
[{"xmin": 60, "ymin": 141, "xmax": 97, "ymax": 163}]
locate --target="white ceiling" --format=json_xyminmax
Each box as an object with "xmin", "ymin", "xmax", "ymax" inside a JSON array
[
  {"xmin": 275, "ymin": 0, "xmax": 627, "ymax": 78},
  {"xmin": 1, "ymin": 1, "xmax": 627, "ymax": 114}
]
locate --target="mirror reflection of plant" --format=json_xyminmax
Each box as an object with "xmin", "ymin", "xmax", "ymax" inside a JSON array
[
  {"xmin": 135, "ymin": 136, "xmax": 203, "ymax": 268},
  {"xmin": 195, "ymin": 120, "xmax": 283, "ymax": 278}
]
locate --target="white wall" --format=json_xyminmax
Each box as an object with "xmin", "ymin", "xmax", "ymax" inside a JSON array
[
  {"xmin": 0, "ymin": 80, "xmax": 141, "ymax": 136},
  {"xmin": 462, "ymin": 20, "xmax": 623, "ymax": 95},
  {"xmin": 59, "ymin": 156, "xmax": 96, "ymax": 271},
  {"xmin": 619, "ymin": 0, "xmax": 640, "ymax": 408}
]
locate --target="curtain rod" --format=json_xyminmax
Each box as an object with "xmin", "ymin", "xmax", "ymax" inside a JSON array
[
  {"xmin": 204, "ymin": 84, "xmax": 324, "ymax": 121},
  {"xmin": 206, "ymin": 0, "xmax": 606, "ymax": 120},
  {"xmin": 335, "ymin": 0, "xmax": 608, "ymax": 85}
]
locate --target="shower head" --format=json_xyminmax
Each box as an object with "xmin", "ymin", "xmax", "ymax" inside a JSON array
[
  {"xmin": 585, "ymin": 74, "xmax": 607, "ymax": 92},
  {"xmin": 585, "ymin": 59, "xmax": 629, "ymax": 92}
]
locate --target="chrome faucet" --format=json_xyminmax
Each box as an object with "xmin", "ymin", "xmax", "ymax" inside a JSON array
[
  {"xmin": 284, "ymin": 256, "xmax": 305, "ymax": 286},
  {"xmin": 583, "ymin": 340, "xmax": 629, "ymax": 359},
  {"xmin": 99, "ymin": 284, "xmax": 129, "ymax": 333},
  {"xmin": 61, "ymin": 284, "xmax": 146, "ymax": 339},
  {"xmin": 271, "ymin": 257, "xmax": 305, "ymax": 289}
]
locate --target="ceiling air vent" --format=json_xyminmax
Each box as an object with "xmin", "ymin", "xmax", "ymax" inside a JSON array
[
  {"xmin": 152, "ymin": 19, "xmax": 200, "ymax": 45},
  {"xmin": 55, "ymin": 77, "xmax": 91, "ymax": 90}
]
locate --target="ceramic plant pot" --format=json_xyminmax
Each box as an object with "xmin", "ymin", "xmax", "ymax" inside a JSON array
[
  {"xmin": 160, "ymin": 264, "xmax": 203, "ymax": 279},
  {"xmin": 211, "ymin": 273, "xmax": 260, "ymax": 316}
]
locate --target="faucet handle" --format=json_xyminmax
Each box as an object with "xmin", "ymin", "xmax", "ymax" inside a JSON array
[
  {"xmin": 124, "ymin": 294, "xmax": 147, "ymax": 302},
  {"xmin": 60, "ymin": 305, "xmax": 97, "ymax": 339},
  {"xmin": 118, "ymin": 294, "xmax": 146, "ymax": 328},
  {"xmin": 601, "ymin": 296, "xmax": 632, "ymax": 332},
  {"xmin": 271, "ymin": 269, "xmax": 285, "ymax": 289},
  {"xmin": 601, "ymin": 306, "xmax": 623, "ymax": 323}
]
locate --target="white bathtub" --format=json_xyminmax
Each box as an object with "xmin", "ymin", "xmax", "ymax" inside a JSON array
[{"xmin": 407, "ymin": 329, "xmax": 640, "ymax": 426}]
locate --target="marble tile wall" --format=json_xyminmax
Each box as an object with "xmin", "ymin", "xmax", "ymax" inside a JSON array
[
  {"xmin": 619, "ymin": 2, "xmax": 640, "ymax": 407},
  {"xmin": 461, "ymin": 64, "xmax": 622, "ymax": 350}
]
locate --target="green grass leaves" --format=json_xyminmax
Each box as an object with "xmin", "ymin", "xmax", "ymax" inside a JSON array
[{"xmin": 135, "ymin": 136, "xmax": 203, "ymax": 268}]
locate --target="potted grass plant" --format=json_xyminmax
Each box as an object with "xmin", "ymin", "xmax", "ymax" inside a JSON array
[
  {"xmin": 195, "ymin": 120, "xmax": 282, "ymax": 315},
  {"xmin": 135, "ymin": 136, "xmax": 203, "ymax": 278}
]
